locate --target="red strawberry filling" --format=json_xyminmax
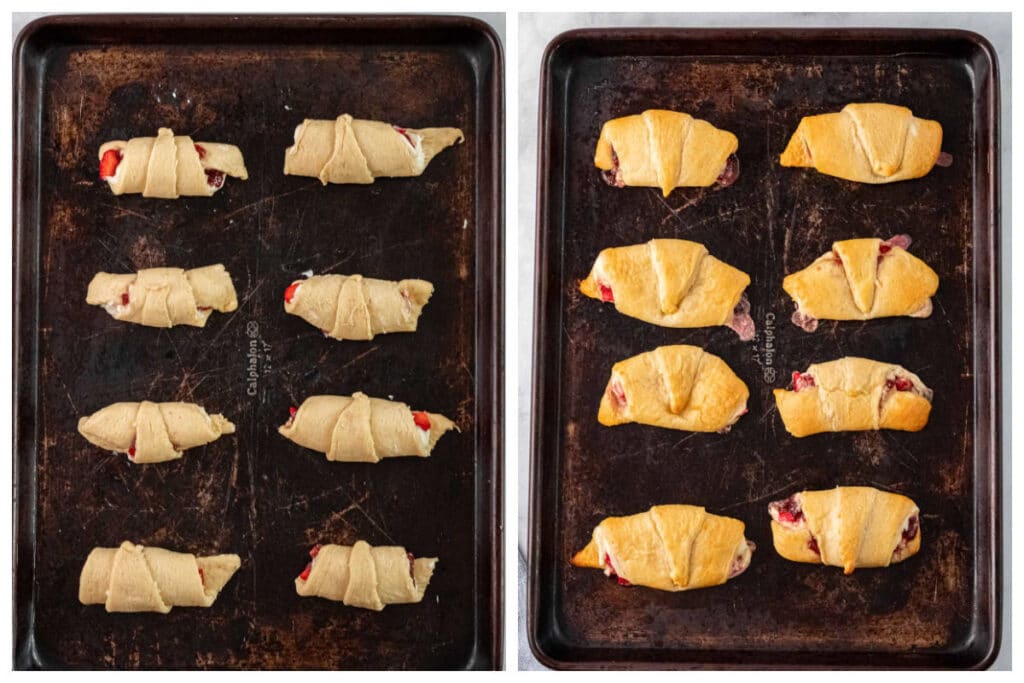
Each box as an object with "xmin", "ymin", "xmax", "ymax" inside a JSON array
[
  {"xmin": 791, "ymin": 371, "xmax": 816, "ymax": 392},
  {"xmin": 298, "ymin": 562, "xmax": 312, "ymax": 581},
  {"xmin": 412, "ymin": 411, "xmax": 431, "ymax": 431},
  {"xmin": 393, "ymin": 126, "xmax": 416, "ymax": 147},
  {"xmin": 598, "ymin": 283, "xmax": 614, "ymax": 302},
  {"xmin": 603, "ymin": 553, "xmax": 630, "ymax": 586},
  {"xmin": 121, "ymin": 292, "xmax": 130, "ymax": 306},
  {"xmin": 99, "ymin": 149, "xmax": 122, "ymax": 180},
  {"xmin": 807, "ymin": 537, "xmax": 821, "ymax": 556},
  {"xmin": 601, "ymin": 148, "xmax": 625, "ymax": 188},
  {"xmin": 310, "ymin": 543, "xmax": 321, "ymax": 558},
  {"xmin": 284, "ymin": 282, "xmax": 301, "ymax": 304},
  {"xmin": 194, "ymin": 144, "xmax": 206, "ymax": 159},
  {"xmin": 892, "ymin": 514, "xmax": 920, "ymax": 561},
  {"xmin": 886, "ymin": 377, "xmax": 914, "ymax": 392},
  {"xmin": 198, "ymin": 567, "xmax": 205, "ymax": 585},
  {"xmin": 407, "ymin": 552, "xmax": 416, "ymax": 580},
  {"xmin": 768, "ymin": 495, "xmax": 804, "ymax": 526},
  {"xmin": 608, "ymin": 378, "xmax": 627, "ymax": 409},
  {"xmin": 127, "ymin": 443, "xmax": 136, "ymax": 460},
  {"xmin": 715, "ymin": 154, "xmax": 740, "ymax": 188},
  {"xmin": 285, "ymin": 405, "xmax": 297, "ymax": 427},
  {"xmin": 791, "ymin": 307, "xmax": 819, "ymax": 333},
  {"xmin": 205, "ymin": 170, "xmax": 225, "ymax": 189}
]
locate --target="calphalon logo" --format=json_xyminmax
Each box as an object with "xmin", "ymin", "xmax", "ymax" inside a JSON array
[
  {"xmin": 245, "ymin": 321, "xmax": 272, "ymax": 396},
  {"xmin": 750, "ymin": 312, "xmax": 777, "ymax": 384}
]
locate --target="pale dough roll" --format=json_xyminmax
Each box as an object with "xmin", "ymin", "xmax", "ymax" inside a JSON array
[
  {"xmin": 79, "ymin": 541, "xmax": 241, "ymax": 613},
  {"xmin": 283, "ymin": 114, "xmax": 464, "ymax": 184},
  {"xmin": 278, "ymin": 393, "xmax": 455, "ymax": 462},
  {"xmin": 77, "ymin": 400, "xmax": 236, "ymax": 464},
  {"xmin": 295, "ymin": 541, "xmax": 437, "ymax": 610},
  {"xmin": 99, "ymin": 128, "xmax": 248, "ymax": 198},
  {"xmin": 284, "ymin": 274, "xmax": 433, "ymax": 340},
  {"xmin": 86, "ymin": 264, "xmax": 238, "ymax": 328}
]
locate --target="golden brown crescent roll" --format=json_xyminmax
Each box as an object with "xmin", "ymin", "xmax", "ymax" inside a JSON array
[
  {"xmin": 571, "ymin": 505, "xmax": 755, "ymax": 591},
  {"xmin": 279, "ymin": 393, "xmax": 455, "ymax": 462},
  {"xmin": 283, "ymin": 274, "xmax": 433, "ymax": 340},
  {"xmin": 283, "ymin": 114, "xmax": 463, "ymax": 184},
  {"xmin": 594, "ymin": 109, "xmax": 740, "ymax": 197},
  {"xmin": 774, "ymin": 357, "xmax": 932, "ymax": 437},
  {"xmin": 99, "ymin": 128, "xmax": 248, "ymax": 197},
  {"xmin": 768, "ymin": 487, "xmax": 921, "ymax": 574},
  {"xmin": 785, "ymin": 235, "xmax": 939, "ymax": 332},
  {"xmin": 86, "ymin": 264, "xmax": 238, "ymax": 328},
  {"xmin": 79, "ymin": 541, "xmax": 240, "ymax": 613},
  {"xmin": 77, "ymin": 401, "xmax": 236, "ymax": 464},
  {"xmin": 599, "ymin": 345, "xmax": 749, "ymax": 433},
  {"xmin": 295, "ymin": 541, "xmax": 437, "ymax": 610},
  {"xmin": 580, "ymin": 238, "xmax": 754, "ymax": 340},
  {"xmin": 779, "ymin": 103, "xmax": 948, "ymax": 183}
]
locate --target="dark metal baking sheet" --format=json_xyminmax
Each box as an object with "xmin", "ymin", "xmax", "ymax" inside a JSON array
[
  {"xmin": 529, "ymin": 28, "xmax": 999, "ymax": 669},
  {"xmin": 14, "ymin": 14, "xmax": 503, "ymax": 670}
]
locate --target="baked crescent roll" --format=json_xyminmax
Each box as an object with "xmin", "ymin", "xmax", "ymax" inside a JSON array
[
  {"xmin": 86, "ymin": 264, "xmax": 238, "ymax": 328},
  {"xmin": 283, "ymin": 274, "xmax": 433, "ymax": 340},
  {"xmin": 295, "ymin": 541, "xmax": 437, "ymax": 610},
  {"xmin": 598, "ymin": 345, "xmax": 749, "ymax": 433},
  {"xmin": 594, "ymin": 109, "xmax": 740, "ymax": 197},
  {"xmin": 768, "ymin": 487, "xmax": 921, "ymax": 574},
  {"xmin": 77, "ymin": 401, "xmax": 236, "ymax": 464},
  {"xmin": 779, "ymin": 103, "xmax": 950, "ymax": 183},
  {"xmin": 99, "ymin": 128, "xmax": 248, "ymax": 197},
  {"xmin": 279, "ymin": 393, "xmax": 455, "ymax": 462},
  {"xmin": 283, "ymin": 114, "xmax": 464, "ymax": 184},
  {"xmin": 571, "ymin": 505, "xmax": 755, "ymax": 591},
  {"xmin": 774, "ymin": 357, "xmax": 932, "ymax": 437},
  {"xmin": 79, "ymin": 541, "xmax": 241, "ymax": 613},
  {"xmin": 785, "ymin": 235, "xmax": 939, "ymax": 332},
  {"xmin": 580, "ymin": 238, "xmax": 754, "ymax": 340}
]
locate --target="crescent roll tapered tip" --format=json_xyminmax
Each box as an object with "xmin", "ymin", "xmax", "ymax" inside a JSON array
[
  {"xmin": 768, "ymin": 487, "xmax": 921, "ymax": 573},
  {"xmin": 99, "ymin": 128, "xmax": 247, "ymax": 197},
  {"xmin": 779, "ymin": 103, "xmax": 945, "ymax": 183},
  {"xmin": 572, "ymin": 505, "xmax": 754, "ymax": 591}
]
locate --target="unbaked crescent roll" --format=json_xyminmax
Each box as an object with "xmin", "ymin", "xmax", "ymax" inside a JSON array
[
  {"xmin": 284, "ymin": 274, "xmax": 433, "ymax": 340},
  {"xmin": 580, "ymin": 238, "xmax": 754, "ymax": 340},
  {"xmin": 77, "ymin": 401, "xmax": 236, "ymax": 464},
  {"xmin": 295, "ymin": 540, "xmax": 437, "ymax": 610},
  {"xmin": 774, "ymin": 357, "xmax": 932, "ymax": 437},
  {"xmin": 79, "ymin": 541, "xmax": 241, "ymax": 613},
  {"xmin": 599, "ymin": 345, "xmax": 749, "ymax": 433},
  {"xmin": 283, "ymin": 114, "xmax": 464, "ymax": 184},
  {"xmin": 785, "ymin": 235, "xmax": 939, "ymax": 332},
  {"xmin": 768, "ymin": 486, "xmax": 921, "ymax": 574},
  {"xmin": 594, "ymin": 109, "xmax": 740, "ymax": 197},
  {"xmin": 779, "ymin": 103, "xmax": 949, "ymax": 183},
  {"xmin": 86, "ymin": 264, "xmax": 238, "ymax": 328},
  {"xmin": 99, "ymin": 128, "xmax": 248, "ymax": 197},
  {"xmin": 279, "ymin": 393, "xmax": 455, "ymax": 462},
  {"xmin": 571, "ymin": 505, "xmax": 754, "ymax": 591}
]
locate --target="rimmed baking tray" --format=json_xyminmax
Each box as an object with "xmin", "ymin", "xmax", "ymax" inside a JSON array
[
  {"xmin": 14, "ymin": 14, "xmax": 503, "ymax": 670},
  {"xmin": 529, "ymin": 28, "xmax": 999, "ymax": 669}
]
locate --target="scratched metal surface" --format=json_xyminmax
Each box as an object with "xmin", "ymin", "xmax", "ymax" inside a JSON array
[
  {"xmin": 15, "ymin": 15, "xmax": 501, "ymax": 670},
  {"xmin": 530, "ymin": 30, "xmax": 998, "ymax": 668}
]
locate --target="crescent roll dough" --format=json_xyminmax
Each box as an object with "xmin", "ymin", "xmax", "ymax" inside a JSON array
[
  {"xmin": 774, "ymin": 357, "xmax": 932, "ymax": 437},
  {"xmin": 784, "ymin": 235, "xmax": 938, "ymax": 332},
  {"xmin": 99, "ymin": 128, "xmax": 248, "ymax": 197},
  {"xmin": 779, "ymin": 103, "xmax": 943, "ymax": 183},
  {"xmin": 279, "ymin": 393, "xmax": 456, "ymax": 462},
  {"xmin": 283, "ymin": 114, "xmax": 464, "ymax": 184},
  {"xmin": 571, "ymin": 505, "xmax": 755, "ymax": 591},
  {"xmin": 594, "ymin": 109, "xmax": 739, "ymax": 197},
  {"xmin": 295, "ymin": 541, "xmax": 437, "ymax": 610},
  {"xmin": 284, "ymin": 274, "xmax": 433, "ymax": 340},
  {"xmin": 580, "ymin": 238, "xmax": 754, "ymax": 340},
  {"xmin": 598, "ymin": 345, "xmax": 749, "ymax": 433},
  {"xmin": 768, "ymin": 487, "xmax": 921, "ymax": 574},
  {"xmin": 86, "ymin": 264, "xmax": 238, "ymax": 328},
  {"xmin": 79, "ymin": 541, "xmax": 241, "ymax": 613},
  {"xmin": 77, "ymin": 401, "xmax": 236, "ymax": 464}
]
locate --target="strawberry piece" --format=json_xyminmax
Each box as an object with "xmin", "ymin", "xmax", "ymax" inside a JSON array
[
  {"xmin": 205, "ymin": 170, "xmax": 225, "ymax": 189},
  {"xmin": 609, "ymin": 379, "xmax": 627, "ymax": 408},
  {"xmin": 598, "ymin": 283, "xmax": 614, "ymax": 303},
  {"xmin": 893, "ymin": 377, "xmax": 913, "ymax": 391},
  {"xmin": 393, "ymin": 126, "xmax": 415, "ymax": 147},
  {"xmin": 407, "ymin": 552, "xmax": 416, "ymax": 578},
  {"xmin": 777, "ymin": 510, "xmax": 799, "ymax": 524},
  {"xmin": 127, "ymin": 443, "xmax": 136, "ymax": 459},
  {"xmin": 121, "ymin": 292, "xmax": 130, "ymax": 306},
  {"xmin": 792, "ymin": 372, "xmax": 816, "ymax": 392},
  {"xmin": 198, "ymin": 567, "xmax": 205, "ymax": 585},
  {"xmin": 617, "ymin": 576, "xmax": 632, "ymax": 586},
  {"xmin": 310, "ymin": 543, "xmax": 322, "ymax": 558},
  {"xmin": 412, "ymin": 411, "xmax": 431, "ymax": 431},
  {"xmin": 289, "ymin": 406, "xmax": 298, "ymax": 417},
  {"xmin": 808, "ymin": 537, "xmax": 821, "ymax": 555},
  {"xmin": 879, "ymin": 243, "xmax": 892, "ymax": 255},
  {"xmin": 284, "ymin": 282, "xmax": 301, "ymax": 304},
  {"xmin": 194, "ymin": 144, "xmax": 206, "ymax": 159},
  {"xmin": 603, "ymin": 553, "xmax": 631, "ymax": 586},
  {"xmin": 298, "ymin": 562, "xmax": 312, "ymax": 581},
  {"xmin": 99, "ymin": 149, "xmax": 122, "ymax": 180}
]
